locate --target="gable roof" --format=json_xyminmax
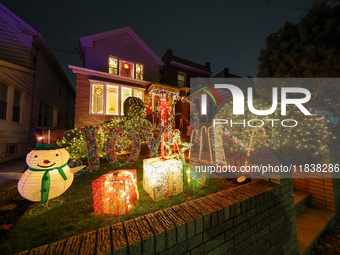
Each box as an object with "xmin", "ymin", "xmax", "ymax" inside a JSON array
[
  {"xmin": 78, "ymin": 27, "xmax": 164, "ymax": 67},
  {"xmin": 0, "ymin": 2, "xmax": 75, "ymax": 93},
  {"xmin": 214, "ymin": 68, "xmax": 241, "ymax": 78},
  {"xmin": 171, "ymin": 55, "xmax": 211, "ymax": 73}
]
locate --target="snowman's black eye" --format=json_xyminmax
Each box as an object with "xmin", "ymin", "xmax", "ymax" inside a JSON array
[
  {"xmin": 34, "ymin": 155, "xmax": 38, "ymax": 158},
  {"xmin": 56, "ymin": 154, "xmax": 59, "ymax": 156}
]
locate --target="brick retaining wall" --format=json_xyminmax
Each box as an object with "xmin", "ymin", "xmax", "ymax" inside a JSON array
[
  {"xmin": 15, "ymin": 179, "xmax": 298, "ymax": 255},
  {"xmin": 293, "ymin": 146, "xmax": 340, "ymax": 212}
]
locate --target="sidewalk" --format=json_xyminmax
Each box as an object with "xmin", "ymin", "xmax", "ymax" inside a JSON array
[{"xmin": 0, "ymin": 157, "xmax": 27, "ymax": 206}]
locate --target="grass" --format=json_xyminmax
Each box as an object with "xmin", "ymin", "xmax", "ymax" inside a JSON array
[{"xmin": 0, "ymin": 158, "xmax": 236, "ymax": 254}]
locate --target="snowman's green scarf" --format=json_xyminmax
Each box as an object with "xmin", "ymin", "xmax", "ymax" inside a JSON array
[{"xmin": 28, "ymin": 163, "xmax": 68, "ymax": 204}]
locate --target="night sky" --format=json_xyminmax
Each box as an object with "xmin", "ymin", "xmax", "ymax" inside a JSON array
[{"xmin": 2, "ymin": 0, "xmax": 307, "ymax": 87}]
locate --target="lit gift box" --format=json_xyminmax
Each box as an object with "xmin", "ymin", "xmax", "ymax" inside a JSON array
[
  {"xmin": 185, "ymin": 164, "xmax": 210, "ymax": 190},
  {"xmin": 92, "ymin": 169, "xmax": 139, "ymax": 215},
  {"xmin": 143, "ymin": 157, "xmax": 183, "ymax": 201}
]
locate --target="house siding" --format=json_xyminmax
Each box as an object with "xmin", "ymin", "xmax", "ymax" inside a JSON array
[
  {"xmin": 0, "ymin": 3, "xmax": 75, "ymax": 163},
  {"xmin": 84, "ymin": 31, "xmax": 161, "ymax": 82}
]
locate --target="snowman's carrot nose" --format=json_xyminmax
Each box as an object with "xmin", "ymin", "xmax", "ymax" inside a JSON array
[{"xmin": 43, "ymin": 160, "xmax": 50, "ymax": 164}]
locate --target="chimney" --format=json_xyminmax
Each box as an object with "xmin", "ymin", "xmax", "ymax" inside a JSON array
[
  {"xmin": 205, "ymin": 62, "xmax": 211, "ymax": 71},
  {"xmin": 166, "ymin": 49, "xmax": 173, "ymax": 63},
  {"xmin": 224, "ymin": 68, "xmax": 229, "ymax": 77}
]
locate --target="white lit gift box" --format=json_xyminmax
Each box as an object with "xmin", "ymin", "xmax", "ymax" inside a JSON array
[
  {"xmin": 92, "ymin": 169, "xmax": 139, "ymax": 215},
  {"xmin": 143, "ymin": 157, "xmax": 183, "ymax": 201}
]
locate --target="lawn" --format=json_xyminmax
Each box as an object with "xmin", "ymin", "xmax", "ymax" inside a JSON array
[{"xmin": 0, "ymin": 158, "xmax": 236, "ymax": 255}]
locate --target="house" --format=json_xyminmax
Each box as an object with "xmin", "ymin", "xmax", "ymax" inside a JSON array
[
  {"xmin": 69, "ymin": 27, "xmax": 230, "ymax": 130},
  {"xmin": 0, "ymin": 3, "xmax": 75, "ymax": 163},
  {"xmin": 70, "ymin": 27, "xmax": 186, "ymax": 128},
  {"xmin": 161, "ymin": 48, "xmax": 212, "ymax": 87}
]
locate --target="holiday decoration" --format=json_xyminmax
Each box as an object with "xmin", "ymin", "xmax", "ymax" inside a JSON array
[
  {"xmin": 105, "ymin": 128, "xmax": 141, "ymax": 168},
  {"xmin": 83, "ymin": 126, "xmax": 100, "ymax": 173},
  {"xmin": 213, "ymin": 97, "xmax": 334, "ymax": 161},
  {"xmin": 0, "ymin": 127, "xmax": 86, "ymax": 204},
  {"xmin": 140, "ymin": 126, "xmax": 165, "ymax": 158},
  {"xmin": 143, "ymin": 157, "xmax": 183, "ymax": 201},
  {"xmin": 95, "ymin": 87, "xmax": 103, "ymax": 96},
  {"xmin": 164, "ymin": 129, "xmax": 190, "ymax": 161},
  {"xmin": 92, "ymin": 170, "xmax": 138, "ymax": 215},
  {"xmin": 186, "ymin": 164, "xmax": 210, "ymax": 190}
]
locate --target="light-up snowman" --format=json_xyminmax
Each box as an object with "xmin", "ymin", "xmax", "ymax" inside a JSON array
[{"xmin": 18, "ymin": 127, "xmax": 85, "ymax": 204}]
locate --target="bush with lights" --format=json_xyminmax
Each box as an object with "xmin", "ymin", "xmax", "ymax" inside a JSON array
[
  {"xmin": 63, "ymin": 129, "xmax": 87, "ymax": 160},
  {"xmin": 124, "ymin": 97, "xmax": 152, "ymax": 136},
  {"xmin": 63, "ymin": 97, "xmax": 153, "ymax": 160},
  {"xmin": 214, "ymin": 97, "xmax": 334, "ymax": 163}
]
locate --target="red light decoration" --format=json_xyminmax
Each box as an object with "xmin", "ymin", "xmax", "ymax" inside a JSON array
[{"xmin": 92, "ymin": 169, "xmax": 138, "ymax": 215}]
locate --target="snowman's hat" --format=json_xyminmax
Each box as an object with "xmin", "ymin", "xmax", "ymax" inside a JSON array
[{"xmin": 27, "ymin": 127, "xmax": 69, "ymax": 150}]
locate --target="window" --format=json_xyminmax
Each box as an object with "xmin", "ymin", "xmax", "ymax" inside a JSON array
[
  {"xmin": 0, "ymin": 83, "xmax": 7, "ymax": 120},
  {"xmin": 109, "ymin": 57, "xmax": 118, "ymax": 75},
  {"xmin": 90, "ymin": 82, "xmax": 144, "ymax": 116},
  {"xmin": 12, "ymin": 90, "xmax": 20, "ymax": 122},
  {"xmin": 106, "ymin": 85, "xmax": 119, "ymax": 115},
  {"xmin": 6, "ymin": 144, "xmax": 17, "ymax": 155},
  {"xmin": 136, "ymin": 64, "xmax": 143, "ymax": 80},
  {"xmin": 121, "ymin": 87, "xmax": 132, "ymax": 114},
  {"xmin": 91, "ymin": 84, "xmax": 104, "ymax": 114},
  {"xmin": 119, "ymin": 60, "xmax": 134, "ymax": 78},
  {"xmin": 133, "ymin": 89, "xmax": 143, "ymax": 100},
  {"xmin": 178, "ymin": 72, "xmax": 185, "ymax": 87},
  {"xmin": 108, "ymin": 56, "xmax": 143, "ymax": 80}
]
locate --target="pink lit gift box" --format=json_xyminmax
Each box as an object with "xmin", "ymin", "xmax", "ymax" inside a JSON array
[
  {"xmin": 92, "ymin": 169, "xmax": 139, "ymax": 215},
  {"xmin": 143, "ymin": 157, "xmax": 183, "ymax": 201}
]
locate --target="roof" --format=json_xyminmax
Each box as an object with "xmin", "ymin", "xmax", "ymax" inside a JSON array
[
  {"xmin": 78, "ymin": 27, "xmax": 164, "ymax": 67},
  {"xmin": 171, "ymin": 55, "xmax": 211, "ymax": 73},
  {"xmin": 68, "ymin": 65, "xmax": 150, "ymax": 87},
  {"xmin": 213, "ymin": 68, "xmax": 241, "ymax": 78},
  {"xmin": 0, "ymin": 2, "xmax": 75, "ymax": 94}
]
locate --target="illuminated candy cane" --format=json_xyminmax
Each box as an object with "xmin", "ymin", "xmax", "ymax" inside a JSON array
[{"xmin": 245, "ymin": 127, "xmax": 267, "ymax": 165}]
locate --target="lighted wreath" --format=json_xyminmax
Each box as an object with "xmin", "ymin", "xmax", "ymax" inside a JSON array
[{"xmin": 95, "ymin": 87, "xmax": 103, "ymax": 96}]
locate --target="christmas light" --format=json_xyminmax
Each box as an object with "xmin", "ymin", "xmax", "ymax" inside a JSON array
[
  {"xmin": 92, "ymin": 170, "xmax": 139, "ymax": 215},
  {"xmin": 143, "ymin": 157, "xmax": 183, "ymax": 201}
]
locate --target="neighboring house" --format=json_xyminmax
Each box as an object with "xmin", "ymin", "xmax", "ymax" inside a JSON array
[
  {"xmin": 0, "ymin": 3, "xmax": 75, "ymax": 163},
  {"xmin": 161, "ymin": 48, "xmax": 212, "ymax": 87},
  {"xmin": 160, "ymin": 49, "xmax": 212, "ymax": 129},
  {"xmin": 213, "ymin": 67, "xmax": 241, "ymax": 78},
  {"xmin": 70, "ymin": 27, "xmax": 185, "ymax": 128}
]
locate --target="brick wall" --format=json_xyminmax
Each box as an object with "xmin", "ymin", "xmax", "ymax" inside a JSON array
[
  {"xmin": 15, "ymin": 179, "xmax": 298, "ymax": 255},
  {"xmin": 293, "ymin": 145, "xmax": 340, "ymax": 212},
  {"xmin": 75, "ymin": 74, "xmax": 121, "ymax": 128}
]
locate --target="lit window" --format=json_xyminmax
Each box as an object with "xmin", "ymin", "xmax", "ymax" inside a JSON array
[
  {"xmin": 90, "ymin": 82, "xmax": 143, "ymax": 116},
  {"xmin": 119, "ymin": 60, "xmax": 134, "ymax": 78},
  {"xmin": 0, "ymin": 83, "xmax": 7, "ymax": 120},
  {"xmin": 133, "ymin": 90, "xmax": 143, "ymax": 100},
  {"xmin": 108, "ymin": 57, "xmax": 143, "ymax": 80},
  {"xmin": 109, "ymin": 57, "xmax": 118, "ymax": 75},
  {"xmin": 121, "ymin": 87, "xmax": 132, "ymax": 114},
  {"xmin": 12, "ymin": 90, "xmax": 21, "ymax": 122},
  {"xmin": 136, "ymin": 64, "xmax": 143, "ymax": 80},
  {"xmin": 178, "ymin": 73, "xmax": 185, "ymax": 87},
  {"xmin": 106, "ymin": 85, "xmax": 119, "ymax": 115},
  {"xmin": 91, "ymin": 84, "xmax": 104, "ymax": 114}
]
